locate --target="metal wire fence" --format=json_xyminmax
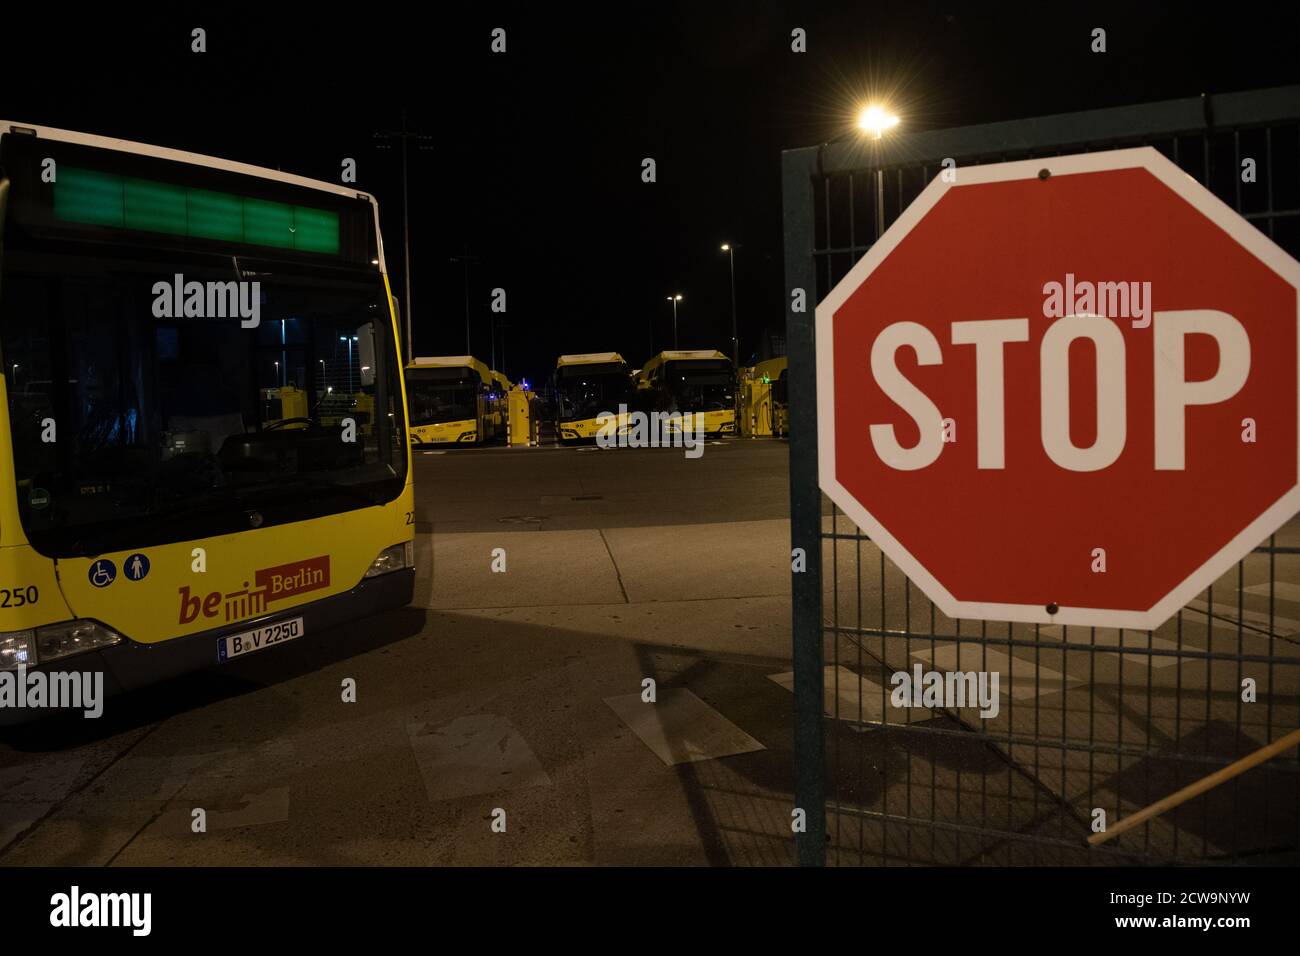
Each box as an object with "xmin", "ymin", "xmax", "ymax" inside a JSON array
[{"xmin": 782, "ymin": 86, "xmax": 1300, "ymax": 865}]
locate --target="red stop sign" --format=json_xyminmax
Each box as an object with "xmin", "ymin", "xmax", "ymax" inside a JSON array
[{"xmin": 816, "ymin": 147, "xmax": 1300, "ymax": 630}]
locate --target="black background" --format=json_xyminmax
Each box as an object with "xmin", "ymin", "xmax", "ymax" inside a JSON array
[
  {"xmin": 3, "ymin": 3, "xmax": 1300, "ymax": 386},
  {"xmin": 3, "ymin": 865, "xmax": 1280, "ymax": 941}
]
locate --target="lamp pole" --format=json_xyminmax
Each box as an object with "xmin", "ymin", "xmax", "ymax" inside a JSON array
[
  {"xmin": 373, "ymin": 109, "xmax": 433, "ymax": 362},
  {"xmin": 666, "ymin": 294, "xmax": 682, "ymax": 349},
  {"xmin": 856, "ymin": 105, "xmax": 899, "ymax": 239},
  {"xmin": 450, "ymin": 245, "xmax": 479, "ymax": 356},
  {"xmin": 721, "ymin": 243, "xmax": 738, "ymax": 364}
]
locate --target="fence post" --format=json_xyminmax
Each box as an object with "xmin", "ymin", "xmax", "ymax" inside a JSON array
[{"xmin": 782, "ymin": 145, "xmax": 826, "ymax": 865}]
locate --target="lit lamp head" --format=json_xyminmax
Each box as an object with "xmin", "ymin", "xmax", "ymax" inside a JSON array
[{"xmin": 857, "ymin": 105, "xmax": 900, "ymax": 140}]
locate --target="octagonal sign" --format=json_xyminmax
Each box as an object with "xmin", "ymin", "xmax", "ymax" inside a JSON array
[{"xmin": 816, "ymin": 147, "xmax": 1300, "ymax": 630}]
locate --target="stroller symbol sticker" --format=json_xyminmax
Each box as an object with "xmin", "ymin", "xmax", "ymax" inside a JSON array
[
  {"xmin": 125, "ymin": 553, "xmax": 150, "ymax": 581},
  {"xmin": 89, "ymin": 559, "xmax": 116, "ymax": 588}
]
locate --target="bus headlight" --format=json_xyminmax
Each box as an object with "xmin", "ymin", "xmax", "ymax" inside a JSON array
[
  {"xmin": 365, "ymin": 542, "xmax": 415, "ymax": 578},
  {"xmin": 36, "ymin": 621, "xmax": 121, "ymax": 664},
  {"xmin": 0, "ymin": 631, "xmax": 37, "ymax": 670}
]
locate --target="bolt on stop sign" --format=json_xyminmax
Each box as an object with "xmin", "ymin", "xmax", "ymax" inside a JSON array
[{"xmin": 816, "ymin": 147, "xmax": 1300, "ymax": 630}]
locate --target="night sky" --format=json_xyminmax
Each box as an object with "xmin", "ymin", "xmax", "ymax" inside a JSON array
[{"xmin": 4, "ymin": 3, "xmax": 1299, "ymax": 386}]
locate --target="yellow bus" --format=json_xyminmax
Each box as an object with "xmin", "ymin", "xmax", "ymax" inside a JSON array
[
  {"xmin": 637, "ymin": 350, "xmax": 737, "ymax": 437},
  {"xmin": 739, "ymin": 357, "xmax": 789, "ymax": 437},
  {"xmin": 0, "ymin": 121, "xmax": 415, "ymax": 716},
  {"xmin": 405, "ymin": 356, "xmax": 493, "ymax": 445},
  {"xmin": 489, "ymin": 370, "xmax": 512, "ymax": 440},
  {"xmin": 769, "ymin": 360, "xmax": 789, "ymax": 438},
  {"xmin": 554, "ymin": 352, "xmax": 632, "ymax": 442}
]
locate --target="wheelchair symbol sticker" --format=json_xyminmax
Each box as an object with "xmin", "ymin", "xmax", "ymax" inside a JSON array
[
  {"xmin": 125, "ymin": 553, "xmax": 150, "ymax": 581},
  {"xmin": 89, "ymin": 559, "xmax": 116, "ymax": 588}
]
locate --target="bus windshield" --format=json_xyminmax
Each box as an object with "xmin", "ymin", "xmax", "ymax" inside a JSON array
[
  {"xmin": 0, "ymin": 140, "xmax": 407, "ymax": 557},
  {"xmin": 406, "ymin": 369, "xmax": 480, "ymax": 424},
  {"xmin": 556, "ymin": 362, "xmax": 630, "ymax": 421},
  {"xmin": 663, "ymin": 360, "xmax": 734, "ymax": 412}
]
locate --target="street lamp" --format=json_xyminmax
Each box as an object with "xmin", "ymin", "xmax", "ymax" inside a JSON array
[
  {"xmin": 721, "ymin": 243, "xmax": 738, "ymax": 365},
  {"xmin": 856, "ymin": 104, "xmax": 901, "ymax": 240},
  {"xmin": 857, "ymin": 104, "xmax": 899, "ymax": 139},
  {"xmin": 666, "ymin": 294, "xmax": 683, "ymax": 350}
]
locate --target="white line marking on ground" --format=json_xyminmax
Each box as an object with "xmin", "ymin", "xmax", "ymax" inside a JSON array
[
  {"xmin": 910, "ymin": 644, "xmax": 1082, "ymax": 700},
  {"xmin": 768, "ymin": 666, "xmax": 933, "ymax": 723},
  {"xmin": 406, "ymin": 713, "xmax": 551, "ymax": 801},
  {"xmin": 1242, "ymin": 581, "xmax": 1300, "ymax": 604},
  {"xmin": 1039, "ymin": 626, "xmax": 1184, "ymax": 669},
  {"xmin": 1186, "ymin": 599, "xmax": 1300, "ymax": 636},
  {"xmin": 604, "ymin": 688, "xmax": 765, "ymax": 766}
]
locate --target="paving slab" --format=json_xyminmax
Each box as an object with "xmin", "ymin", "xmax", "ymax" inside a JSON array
[
  {"xmin": 602, "ymin": 519, "xmax": 790, "ymax": 603},
  {"xmin": 1039, "ymin": 626, "xmax": 1184, "ymax": 669},
  {"xmin": 407, "ymin": 713, "xmax": 552, "ymax": 802},
  {"xmin": 428, "ymin": 529, "xmax": 626, "ymax": 609},
  {"xmin": 910, "ymin": 644, "xmax": 1083, "ymax": 700},
  {"xmin": 603, "ymin": 688, "xmax": 765, "ymax": 766},
  {"xmin": 768, "ymin": 665, "xmax": 932, "ymax": 724},
  {"xmin": 454, "ymin": 595, "xmax": 791, "ymax": 661}
]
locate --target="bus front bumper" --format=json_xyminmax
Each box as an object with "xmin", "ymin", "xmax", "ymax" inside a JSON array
[
  {"xmin": 410, "ymin": 420, "xmax": 478, "ymax": 444},
  {"xmin": 0, "ymin": 567, "xmax": 415, "ymax": 726}
]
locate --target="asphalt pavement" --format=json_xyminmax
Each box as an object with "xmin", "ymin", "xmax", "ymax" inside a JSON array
[{"xmin": 0, "ymin": 438, "xmax": 800, "ymax": 865}]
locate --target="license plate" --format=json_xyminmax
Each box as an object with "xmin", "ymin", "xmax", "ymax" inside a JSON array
[{"xmin": 217, "ymin": 617, "xmax": 304, "ymax": 662}]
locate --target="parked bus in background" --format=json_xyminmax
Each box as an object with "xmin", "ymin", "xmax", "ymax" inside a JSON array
[
  {"xmin": 0, "ymin": 121, "xmax": 414, "ymax": 715},
  {"xmin": 738, "ymin": 356, "xmax": 788, "ymax": 438},
  {"xmin": 489, "ymin": 370, "xmax": 512, "ymax": 440},
  {"xmin": 770, "ymin": 360, "xmax": 789, "ymax": 437},
  {"xmin": 637, "ymin": 350, "xmax": 737, "ymax": 437},
  {"xmin": 553, "ymin": 352, "xmax": 632, "ymax": 442},
  {"xmin": 405, "ymin": 356, "xmax": 493, "ymax": 445},
  {"xmin": 630, "ymin": 366, "xmax": 649, "ymax": 398}
]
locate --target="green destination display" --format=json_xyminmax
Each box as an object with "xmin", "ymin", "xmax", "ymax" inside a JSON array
[{"xmin": 53, "ymin": 166, "xmax": 340, "ymax": 254}]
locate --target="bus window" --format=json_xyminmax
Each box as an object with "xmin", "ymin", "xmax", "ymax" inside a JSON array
[{"xmin": 0, "ymin": 139, "xmax": 407, "ymax": 558}]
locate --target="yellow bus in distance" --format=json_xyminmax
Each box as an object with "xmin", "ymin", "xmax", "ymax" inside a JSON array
[
  {"xmin": 739, "ymin": 356, "xmax": 788, "ymax": 437},
  {"xmin": 405, "ymin": 356, "xmax": 492, "ymax": 445},
  {"xmin": 489, "ymin": 370, "xmax": 512, "ymax": 440},
  {"xmin": 554, "ymin": 352, "xmax": 632, "ymax": 442},
  {"xmin": 638, "ymin": 350, "xmax": 737, "ymax": 437}
]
